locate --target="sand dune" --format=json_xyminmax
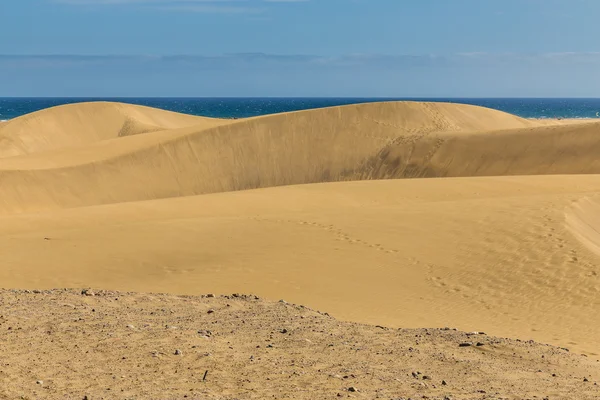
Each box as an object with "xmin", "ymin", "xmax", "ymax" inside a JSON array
[
  {"xmin": 2, "ymin": 101, "xmax": 599, "ymax": 215},
  {"xmin": 0, "ymin": 101, "xmax": 226, "ymax": 158},
  {"xmin": 2, "ymin": 100, "xmax": 600, "ymax": 361},
  {"xmin": 2, "ymin": 176, "xmax": 600, "ymax": 356}
]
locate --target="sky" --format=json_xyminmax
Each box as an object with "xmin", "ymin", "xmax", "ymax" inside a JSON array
[{"xmin": 1, "ymin": 0, "xmax": 600, "ymax": 97}]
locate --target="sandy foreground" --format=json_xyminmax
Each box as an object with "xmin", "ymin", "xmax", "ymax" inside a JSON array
[
  {"xmin": 1, "ymin": 290, "xmax": 599, "ymax": 400},
  {"xmin": 1, "ymin": 102, "xmax": 600, "ymax": 398}
]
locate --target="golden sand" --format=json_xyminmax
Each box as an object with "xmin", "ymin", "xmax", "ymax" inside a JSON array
[{"xmin": 1, "ymin": 101, "xmax": 600, "ymax": 358}]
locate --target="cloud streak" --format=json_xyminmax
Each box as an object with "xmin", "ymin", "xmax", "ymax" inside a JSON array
[
  {"xmin": 52, "ymin": 0, "xmax": 310, "ymax": 10},
  {"xmin": 2, "ymin": 52, "xmax": 600, "ymax": 97},
  {"xmin": 4, "ymin": 52, "xmax": 600, "ymax": 67},
  {"xmin": 54, "ymin": 0, "xmax": 308, "ymax": 12}
]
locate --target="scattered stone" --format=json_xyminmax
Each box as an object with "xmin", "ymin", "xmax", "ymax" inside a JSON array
[
  {"xmin": 584, "ymin": 377, "xmax": 589, "ymax": 382},
  {"xmin": 174, "ymin": 349, "xmax": 182, "ymax": 356},
  {"xmin": 467, "ymin": 331, "xmax": 487, "ymax": 336},
  {"xmin": 81, "ymin": 289, "xmax": 95, "ymax": 296},
  {"xmin": 36, "ymin": 380, "xmax": 43, "ymax": 385},
  {"xmin": 476, "ymin": 342, "xmax": 485, "ymax": 347},
  {"xmin": 459, "ymin": 342, "xmax": 472, "ymax": 347},
  {"xmin": 280, "ymin": 328, "xmax": 288, "ymax": 334},
  {"xmin": 207, "ymin": 309, "xmax": 214, "ymax": 314},
  {"xmin": 441, "ymin": 380, "xmax": 447, "ymax": 385},
  {"xmin": 422, "ymin": 375, "xmax": 431, "ymax": 380},
  {"xmin": 347, "ymin": 386, "xmax": 358, "ymax": 392}
]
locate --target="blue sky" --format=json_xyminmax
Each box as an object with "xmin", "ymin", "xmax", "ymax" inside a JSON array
[{"xmin": 1, "ymin": 0, "xmax": 599, "ymax": 96}]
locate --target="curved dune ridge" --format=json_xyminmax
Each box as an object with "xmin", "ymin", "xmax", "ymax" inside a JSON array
[
  {"xmin": 1, "ymin": 100, "xmax": 599, "ymax": 214},
  {"xmin": 2, "ymin": 101, "xmax": 600, "ymax": 358},
  {"xmin": 0, "ymin": 101, "xmax": 226, "ymax": 158}
]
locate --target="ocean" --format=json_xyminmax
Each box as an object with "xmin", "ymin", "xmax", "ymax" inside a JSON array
[{"xmin": 1, "ymin": 98, "xmax": 600, "ymax": 121}]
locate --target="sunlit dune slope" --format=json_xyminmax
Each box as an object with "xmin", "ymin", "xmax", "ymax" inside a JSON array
[
  {"xmin": 2, "ymin": 177, "xmax": 600, "ymax": 355},
  {"xmin": 0, "ymin": 101, "xmax": 227, "ymax": 158},
  {"xmin": 3, "ymin": 101, "xmax": 600, "ymax": 356},
  {"xmin": 5, "ymin": 101, "xmax": 598, "ymax": 214}
]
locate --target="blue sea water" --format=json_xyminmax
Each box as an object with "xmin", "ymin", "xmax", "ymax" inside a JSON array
[{"xmin": 1, "ymin": 98, "xmax": 600, "ymax": 121}]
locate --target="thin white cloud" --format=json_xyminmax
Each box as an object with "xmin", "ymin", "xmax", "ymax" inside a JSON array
[
  {"xmin": 3, "ymin": 52, "xmax": 600, "ymax": 97},
  {"xmin": 56, "ymin": 0, "xmax": 306, "ymax": 3},
  {"xmin": 54, "ymin": 0, "xmax": 307, "ymax": 13},
  {"xmin": 4, "ymin": 52, "xmax": 600, "ymax": 66}
]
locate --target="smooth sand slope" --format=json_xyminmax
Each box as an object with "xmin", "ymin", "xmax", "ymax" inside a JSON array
[
  {"xmin": 2, "ymin": 176, "xmax": 600, "ymax": 358},
  {"xmin": 0, "ymin": 101, "xmax": 599, "ymax": 215},
  {"xmin": 0, "ymin": 101, "xmax": 226, "ymax": 158},
  {"xmin": 0, "ymin": 101, "xmax": 544, "ymax": 214},
  {"xmin": 1, "ymin": 101, "xmax": 600, "ymax": 360}
]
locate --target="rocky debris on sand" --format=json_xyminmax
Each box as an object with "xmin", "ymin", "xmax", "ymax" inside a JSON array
[{"xmin": 1, "ymin": 290, "xmax": 599, "ymax": 399}]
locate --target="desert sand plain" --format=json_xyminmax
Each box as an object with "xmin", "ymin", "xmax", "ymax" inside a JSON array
[{"xmin": 1, "ymin": 101, "xmax": 600, "ymax": 399}]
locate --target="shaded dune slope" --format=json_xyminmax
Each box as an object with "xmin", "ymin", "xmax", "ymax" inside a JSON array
[
  {"xmin": 4, "ymin": 101, "xmax": 590, "ymax": 214},
  {"xmin": 567, "ymin": 196, "xmax": 600, "ymax": 257},
  {"xmin": 0, "ymin": 102, "xmax": 226, "ymax": 158}
]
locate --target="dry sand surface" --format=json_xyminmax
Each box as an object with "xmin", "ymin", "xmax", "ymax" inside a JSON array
[
  {"xmin": 1, "ymin": 101, "xmax": 600, "ymax": 397},
  {"xmin": 1, "ymin": 290, "xmax": 599, "ymax": 400}
]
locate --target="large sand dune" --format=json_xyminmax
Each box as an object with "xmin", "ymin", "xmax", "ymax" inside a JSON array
[
  {"xmin": 1, "ymin": 101, "xmax": 598, "ymax": 215},
  {"xmin": 1, "ymin": 101, "xmax": 600, "ymax": 367},
  {"xmin": 0, "ymin": 101, "xmax": 224, "ymax": 158}
]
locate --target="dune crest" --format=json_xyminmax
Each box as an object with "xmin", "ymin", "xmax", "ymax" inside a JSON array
[
  {"xmin": 0, "ymin": 101, "xmax": 227, "ymax": 158},
  {"xmin": 2, "ymin": 100, "xmax": 591, "ymax": 214}
]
